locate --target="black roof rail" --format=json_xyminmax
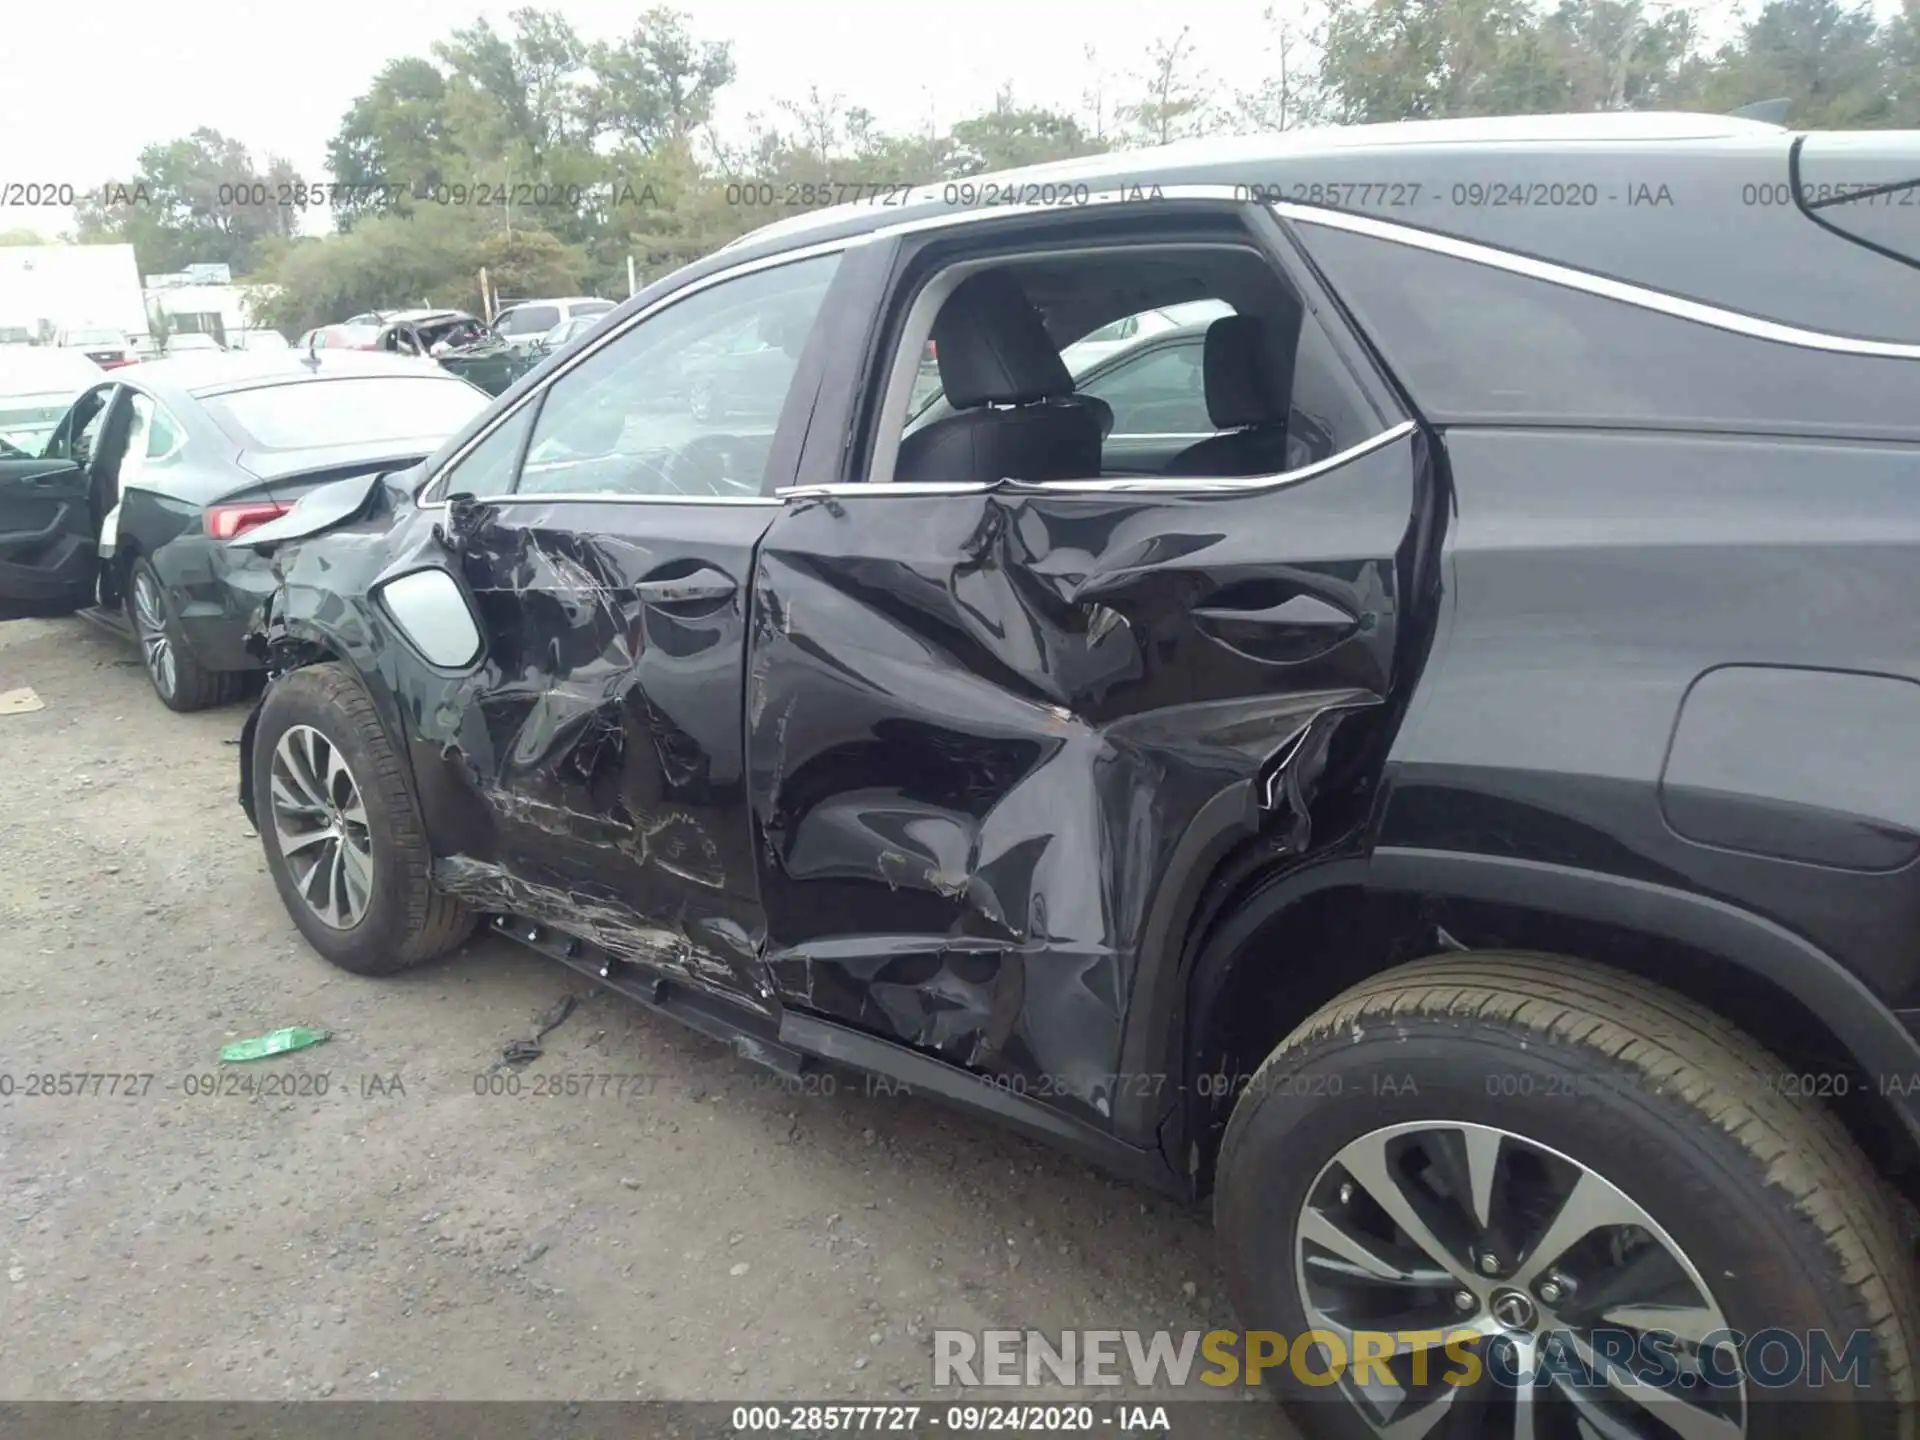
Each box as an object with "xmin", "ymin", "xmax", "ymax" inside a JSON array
[{"xmin": 1730, "ymin": 98, "xmax": 1792, "ymax": 125}]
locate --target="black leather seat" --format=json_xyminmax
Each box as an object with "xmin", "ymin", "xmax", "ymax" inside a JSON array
[
  {"xmin": 896, "ymin": 271, "xmax": 1103, "ymax": 485},
  {"xmin": 1165, "ymin": 315, "xmax": 1293, "ymax": 478}
]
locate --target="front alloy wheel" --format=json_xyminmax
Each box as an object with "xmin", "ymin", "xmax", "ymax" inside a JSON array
[{"xmin": 268, "ymin": 723, "xmax": 374, "ymax": 929}]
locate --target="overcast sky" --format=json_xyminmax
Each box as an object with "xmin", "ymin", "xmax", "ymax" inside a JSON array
[
  {"xmin": 0, "ymin": 0, "xmax": 1297, "ymax": 239},
  {"xmin": 0, "ymin": 0, "xmax": 1850, "ymax": 241}
]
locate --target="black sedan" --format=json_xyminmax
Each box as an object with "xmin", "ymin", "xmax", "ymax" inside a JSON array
[{"xmin": 0, "ymin": 350, "xmax": 491, "ymax": 711}]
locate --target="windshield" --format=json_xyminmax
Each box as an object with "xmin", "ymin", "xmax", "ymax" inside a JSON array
[
  {"xmin": 65, "ymin": 329, "xmax": 125, "ymax": 346},
  {"xmin": 201, "ymin": 375, "xmax": 489, "ymax": 451}
]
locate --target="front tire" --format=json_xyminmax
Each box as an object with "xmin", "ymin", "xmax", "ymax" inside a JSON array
[
  {"xmin": 1215, "ymin": 953, "xmax": 1919, "ymax": 1438},
  {"xmin": 252, "ymin": 663, "xmax": 474, "ymax": 975},
  {"xmin": 127, "ymin": 559, "xmax": 245, "ymax": 712}
]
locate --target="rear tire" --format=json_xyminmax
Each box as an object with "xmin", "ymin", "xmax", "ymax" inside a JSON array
[
  {"xmin": 252, "ymin": 662, "xmax": 474, "ymax": 975},
  {"xmin": 127, "ymin": 559, "xmax": 244, "ymax": 712},
  {"xmin": 1214, "ymin": 952, "xmax": 1920, "ymax": 1438}
]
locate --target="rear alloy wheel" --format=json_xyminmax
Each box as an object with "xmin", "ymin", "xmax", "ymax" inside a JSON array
[
  {"xmin": 126, "ymin": 559, "xmax": 244, "ymax": 712},
  {"xmin": 1214, "ymin": 953, "xmax": 1920, "ymax": 1439},
  {"xmin": 253, "ymin": 662, "xmax": 474, "ymax": 974}
]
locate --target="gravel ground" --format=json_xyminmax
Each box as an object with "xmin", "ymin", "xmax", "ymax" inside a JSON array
[{"xmin": 0, "ymin": 614, "xmax": 1291, "ymax": 1429}]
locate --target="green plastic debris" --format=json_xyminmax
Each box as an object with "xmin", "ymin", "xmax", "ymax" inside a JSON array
[{"xmin": 219, "ymin": 1027, "xmax": 331, "ymax": 1063}]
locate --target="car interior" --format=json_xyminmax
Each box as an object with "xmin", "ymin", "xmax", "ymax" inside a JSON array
[{"xmin": 879, "ymin": 242, "xmax": 1367, "ymax": 486}]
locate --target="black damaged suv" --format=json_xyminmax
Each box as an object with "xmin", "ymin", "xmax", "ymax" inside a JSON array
[{"xmin": 234, "ymin": 112, "xmax": 1920, "ymax": 1437}]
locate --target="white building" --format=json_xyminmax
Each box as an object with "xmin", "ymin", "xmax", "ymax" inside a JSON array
[
  {"xmin": 144, "ymin": 267, "xmax": 280, "ymax": 345},
  {"xmin": 0, "ymin": 244, "xmax": 146, "ymax": 341}
]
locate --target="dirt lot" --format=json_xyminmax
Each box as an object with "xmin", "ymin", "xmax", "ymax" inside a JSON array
[{"xmin": 0, "ymin": 614, "xmax": 1286, "ymax": 1423}]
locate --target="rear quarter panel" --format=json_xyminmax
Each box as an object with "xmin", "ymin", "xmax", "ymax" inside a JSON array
[{"xmin": 1382, "ymin": 428, "xmax": 1920, "ymax": 1008}]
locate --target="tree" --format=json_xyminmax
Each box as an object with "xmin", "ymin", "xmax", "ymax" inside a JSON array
[
  {"xmin": 1887, "ymin": 0, "xmax": 1920, "ymax": 123},
  {"xmin": 1234, "ymin": 1, "xmax": 1335, "ymax": 131},
  {"xmin": 1319, "ymin": 0, "xmax": 1578, "ymax": 121},
  {"xmin": 250, "ymin": 207, "xmax": 493, "ymax": 335},
  {"xmin": 75, "ymin": 129, "xmax": 302, "ymax": 276},
  {"xmin": 1116, "ymin": 27, "xmax": 1219, "ymax": 146},
  {"xmin": 947, "ymin": 86, "xmax": 1107, "ymax": 173},
  {"xmin": 1541, "ymin": 0, "xmax": 1702, "ymax": 111},
  {"xmin": 1698, "ymin": 0, "xmax": 1893, "ymax": 126},
  {"xmin": 585, "ymin": 7, "xmax": 736, "ymax": 151},
  {"xmin": 327, "ymin": 59, "xmax": 458, "ymax": 226}
]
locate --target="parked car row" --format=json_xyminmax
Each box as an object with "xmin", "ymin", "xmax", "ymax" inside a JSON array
[
  {"xmin": 0, "ymin": 350, "xmax": 491, "ymax": 709},
  {"xmin": 296, "ymin": 297, "xmax": 619, "ymax": 396},
  {"xmin": 7, "ymin": 114, "xmax": 1920, "ymax": 1439}
]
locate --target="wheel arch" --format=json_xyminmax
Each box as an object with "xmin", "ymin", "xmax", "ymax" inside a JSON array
[
  {"xmin": 237, "ymin": 602, "xmax": 364, "ymax": 829},
  {"xmin": 1179, "ymin": 845, "xmax": 1920, "ymax": 1204}
]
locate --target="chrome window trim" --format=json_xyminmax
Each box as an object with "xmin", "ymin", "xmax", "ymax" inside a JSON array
[
  {"xmin": 869, "ymin": 183, "xmax": 1249, "ymax": 242},
  {"xmin": 433, "ymin": 490, "xmax": 782, "ymax": 508},
  {"xmin": 416, "ymin": 234, "xmax": 863, "ymax": 511},
  {"xmin": 1273, "ymin": 201, "xmax": 1920, "ymax": 360},
  {"xmin": 778, "ymin": 419, "xmax": 1417, "ymax": 500}
]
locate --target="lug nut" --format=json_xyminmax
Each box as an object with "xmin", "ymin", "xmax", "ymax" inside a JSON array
[
  {"xmin": 1338, "ymin": 1182, "xmax": 1354, "ymax": 1205},
  {"xmin": 1452, "ymin": 1289, "xmax": 1477, "ymax": 1313},
  {"xmin": 1538, "ymin": 1279, "xmax": 1563, "ymax": 1305},
  {"xmin": 1478, "ymin": 1252, "xmax": 1501, "ymax": 1276}
]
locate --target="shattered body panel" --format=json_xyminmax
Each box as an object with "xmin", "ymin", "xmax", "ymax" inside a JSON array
[
  {"xmin": 747, "ymin": 432, "xmax": 1425, "ymax": 1132},
  {"xmin": 246, "ymin": 424, "xmax": 1427, "ymax": 1151},
  {"xmin": 251, "ymin": 481, "xmax": 780, "ymax": 1012}
]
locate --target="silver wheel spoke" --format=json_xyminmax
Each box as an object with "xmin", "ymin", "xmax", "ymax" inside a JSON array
[
  {"xmin": 1300, "ymin": 1205, "xmax": 1455, "ymax": 1286},
  {"xmin": 269, "ymin": 774, "xmax": 327, "ymax": 817},
  {"xmin": 1509, "ymin": 1335, "xmax": 1539, "ymax": 1440},
  {"xmin": 1298, "ymin": 1121, "xmax": 1744, "ymax": 1439},
  {"xmin": 1376, "ymin": 1380, "xmax": 1462, "ymax": 1440},
  {"xmin": 338, "ymin": 840, "xmax": 373, "ymax": 921},
  {"xmin": 1560, "ymin": 1330, "xmax": 1744, "ymax": 1440},
  {"xmin": 276, "ymin": 824, "xmax": 333, "ymax": 856},
  {"xmin": 1513, "ymin": 1172, "xmax": 1647, "ymax": 1288},
  {"xmin": 1598, "ymin": 1305, "xmax": 1725, "ymax": 1348},
  {"xmin": 1337, "ymin": 1131, "xmax": 1474, "ymax": 1286},
  {"xmin": 1461, "ymin": 1126, "xmax": 1502, "ymax": 1231}
]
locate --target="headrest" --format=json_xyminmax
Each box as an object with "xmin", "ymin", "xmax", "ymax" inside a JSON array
[
  {"xmin": 1203, "ymin": 315, "xmax": 1288, "ymax": 430},
  {"xmin": 931, "ymin": 271, "xmax": 1074, "ymax": 409}
]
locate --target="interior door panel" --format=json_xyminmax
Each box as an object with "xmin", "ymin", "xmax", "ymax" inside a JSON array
[{"xmin": 0, "ymin": 458, "xmax": 98, "ymax": 618}]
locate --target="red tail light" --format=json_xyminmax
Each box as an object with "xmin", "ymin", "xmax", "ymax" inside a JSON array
[{"xmin": 205, "ymin": 501, "xmax": 292, "ymax": 540}]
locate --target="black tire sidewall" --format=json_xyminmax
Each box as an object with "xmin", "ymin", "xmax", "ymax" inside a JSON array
[
  {"xmin": 1216, "ymin": 1022, "xmax": 1901, "ymax": 1432},
  {"xmin": 252, "ymin": 670, "xmax": 422, "ymax": 973}
]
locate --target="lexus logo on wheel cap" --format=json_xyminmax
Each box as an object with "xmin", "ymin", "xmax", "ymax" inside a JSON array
[{"xmin": 1491, "ymin": 1290, "xmax": 1538, "ymax": 1330}]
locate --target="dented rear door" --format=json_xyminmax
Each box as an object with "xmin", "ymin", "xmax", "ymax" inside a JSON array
[{"xmin": 747, "ymin": 422, "xmax": 1431, "ymax": 1132}]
